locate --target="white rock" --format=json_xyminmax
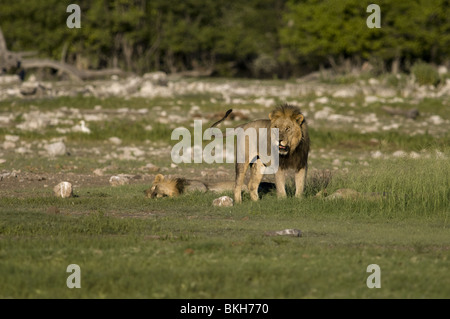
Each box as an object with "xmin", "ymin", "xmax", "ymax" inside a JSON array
[
  {"xmin": 0, "ymin": 115, "xmax": 13, "ymax": 124},
  {"xmin": 2, "ymin": 141, "xmax": 15, "ymax": 150},
  {"xmin": 365, "ymin": 96, "xmax": 379, "ymax": 104},
  {"xmin": 368, "ymin": 78, "xmax": 379, "ymax": 85},
  {"xmin": 437, "ymin": 65, "xmax": 448, "ymax": 75},
  {"xmin": 332, "ymin": 88, "xmax": 357, "ymax": 98},
  {"xmin": 332, "ymin": 159, "xmax": 341, "ymax": 166},
  {"xmin": 212, "ymin": 196, "xmax": 234, "ymax": 207},
  {"xmin": 109, "ymin": 137, "xmax": 122, "ymax": 145},
  {"xmin": 0, "ymin": 75, "xmax": 21, "ymax": 85},
  {"xmin": 371, "ymin": 151, "xmax": 383, "ymax": 159},
  {"xmin": 45, "ymin": 142, "xmax": 67, "ymax": 157},
  {"xmin": 429, "ymin": 115, "xmax": 444, "ymax": 125},
  {"xmin": 409, "ymin": 151, "xmax": 421, "ymax": 159},
  {"xmin": 266, "ymin": 229, "xmax": 302, "ymax": 237},
  {"xmin": 315, "ymin": 97, "xmax": 329, "ymax": 104},
  {"xmin": 393, "ymin": 150, "xmax": 407, "ymax": 158},
  {"xmin": 4, "ymin": 135, "xmax": 20, "ymax": 142},
  {"xmin": 109, "ymin": 175, "xmax": 130, "ymax": 186},
  {"xmin": 15, "ymin": 147, "xmax": 30, "ymax": 154},
  {"xmin": 53, "ymin": 182, "xmax": 73, "ymax": 198},
  {"xmin": 314, "ymin": 107, "xmax": 334, "ymax": 120},
  {"xmin": 143, "ymin": 71, "xmax": 168, "ymax": 86}
]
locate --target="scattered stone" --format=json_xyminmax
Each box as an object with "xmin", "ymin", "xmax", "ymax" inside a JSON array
[
  {"xmin": 109, "ymin": 175, "xmax": 131, "ymax": 186},
  {"xmin": 437, "ymin": 65, "xmax": 448, "ymax": 75},
  {"xmin": 2, "ymin": 141, "xmax": 15, "ymax": 149},
  {"xmin": 53, "ymin": 182, "xmax": 73, "ymax": 198},
  {"xmin": 365, "ymin": 96, "xmax": 379, "ymax": 104},
  {"xmin": 332, "ymin": 88, "xmax": 358, "ymax": 98},
  {"xmin": 332, "ymin": 159, "xmax": 341, "ymax": 166},
  {"xmin": 371, "ymin": 151, "xmax": 383, "ymax": 159},
  {"xmin": 0, "ymin": 114, "xmax": 13, "ymax": 125},
  {"xmin": 265, "ymin": 229, "xmax": 302, "ymax": 237},
  {"xmin": 4, "ymin": 135, "xmax": 20, "ymax": 142},
  {"xmin": 16, "ymin": 112, "xmax": 51, "ymax": 131},
  {"xmin": 143, "ymin": 71, "xmax": 168, "ymax": 86},
  {"xmin": 314, "ymin": 106, "xmax": 334, "ymax": 120},
  {"xmin": 409, "ymin": 151, "xmax": 421, "ymax": 159},
  {"xmin": 108, "ymin": 137, "xmax": 122, "ymax": 145},
  {"xmin": 20, "ymin": 82, "xmax": 39, "ymax": 95},
  {"xmin": 15, "ymin": 146, "xmax": 30, "ymax": 154},
  {"xmin": 428, "ymin": 115, "xmax": 444, "ymax": 125},
  {"xmin": 0, "ymin": 75, "xmax": 21, "ymax": 85},
  {"xmin": 0, "ymin": 170, "xmax": 19, "ymax": 180},
  {"xmin": 368, "ymin": 78, "xmax": 379, "ymax": 85},
  {"xmin": 315, "ymin": 96, "xmax": 329, "ymax": 104},
  {"xmin": 212, "ymin": 196, "xmax": 234, "ymax": 207},
  {"xmin": 393, "ymin": 150, "xmax": 407, "ymax": 158},
  {"xmin": 0, "ymin": 159, "xmax": 6, "ymax": 164},
  {"xmin": 45, "ymin": 141, "xmax": 67, "ymax": 157}
]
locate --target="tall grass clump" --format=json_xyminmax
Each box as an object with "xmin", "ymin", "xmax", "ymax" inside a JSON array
[
  {"xmin": 411, "ymin": 62, "xmax": 440, "ymax": 86},
  {"xmin": 326, "ymin": 153, "xmax": 449, "ymax": 217}
]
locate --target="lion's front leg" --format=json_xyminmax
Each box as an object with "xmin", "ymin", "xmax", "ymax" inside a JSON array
[
  {"xmin": 294, "ymin": 166, "xmax": 307, "ymax": 198},
  {"xmin": 234, "ymin": 162, "xmax": 249, "ymax": 203},
  {"xmin": 275, "ymin": 168, "xmax": 287, "ymax": 198},
  {"xmin": 248, "ymin": 159, "xmax": 264, "ymax": 201}
]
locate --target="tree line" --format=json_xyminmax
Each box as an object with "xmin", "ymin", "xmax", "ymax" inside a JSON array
[{"xmin": 0, "ymin": 0, "xmax": 448, "ymax": 78}]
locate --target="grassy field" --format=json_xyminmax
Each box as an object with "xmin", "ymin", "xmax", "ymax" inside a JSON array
[{"xmin": 0, "ymin": 77, "xmax": 449, "ymax": 299}]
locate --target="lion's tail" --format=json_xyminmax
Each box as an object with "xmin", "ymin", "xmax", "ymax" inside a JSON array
[{"xmin": 210, "ymin": 109, "xmax": 233, "ymax": 128}]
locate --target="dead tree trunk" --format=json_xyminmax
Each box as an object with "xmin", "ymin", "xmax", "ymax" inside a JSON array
[{"xmin": 0, "ymin": 27, "xmax": 128, "ymax": 81}]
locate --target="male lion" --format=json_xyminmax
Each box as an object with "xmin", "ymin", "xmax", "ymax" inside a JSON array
[
  {"xmin": 145, "ymin": 174, "xmax": 206, "ymax": 198},
  {"xmin": 211, "ymin": 103, "xmax": 310, "ymax": 203}
]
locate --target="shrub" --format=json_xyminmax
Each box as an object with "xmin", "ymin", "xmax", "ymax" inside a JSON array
[{"xmin": 411, "ymin": 62, "xmax": 440, "ymax": 86}]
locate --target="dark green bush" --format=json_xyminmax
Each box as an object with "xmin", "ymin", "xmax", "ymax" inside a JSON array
[{"xmin": 411, "ymin": 62, "xmax": 440, "ymax": 86}]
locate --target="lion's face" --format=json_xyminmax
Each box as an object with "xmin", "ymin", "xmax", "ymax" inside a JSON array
[
  {"xmin": 269, "ymin": 109, "xmax": 304, "ymax": 156},
  {"xmin": 145, "ymin": 174, "xmax": 179, "ymax": 198},
  {"xmin": 148, "ymin": 184, "xmax": 173, "ymax": 198}
]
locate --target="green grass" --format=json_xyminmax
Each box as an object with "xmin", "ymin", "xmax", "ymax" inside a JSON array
[
  {"xmin": 0, "ymin": 83, "xmax": 449, "ymax": 299},
  {"xmin": 1, "ymin": 155, "xmax": 449, "ymax": 299}
]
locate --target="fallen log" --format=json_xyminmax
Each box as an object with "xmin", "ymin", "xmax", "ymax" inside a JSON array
[
  {"xmin": 1, "ymin": 27, "xmax": 127, "ymax": 81},
  {"xmin": 20, "ymin": 59, "xmax": 126, "ymax": 81}
]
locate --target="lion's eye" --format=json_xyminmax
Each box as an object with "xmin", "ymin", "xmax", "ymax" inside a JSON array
[{"xmin": 286, "ymin": 127, "xmax": 290, "ymax": 131}]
